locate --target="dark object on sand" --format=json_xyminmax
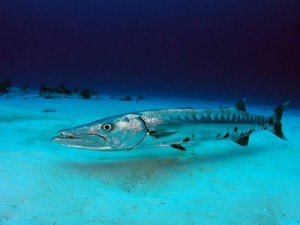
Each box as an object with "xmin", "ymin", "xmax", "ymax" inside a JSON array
[
  {"xmin": 72, "ymin": 86, "xmax": 80, "ymax": 93},
  {"xmin": 22, "ymin": 83, "xmax": 30, "ymax": 92},
  {"xmin": 136, "ymin": 95, "xmax": 144, "ymax": 102},
  {"xmin": 120, "ymin": 96, "xmax": 133, "ymax": 101},
  {"xmin": 42, "ymin": 109, "xmax": 57, "ymax": 113},
  {"xmin": 40, "ymin": 83, "xmax": 72, "ymax": 98},
  {"xmin": 0, "ymin": 80, "xmax": 12, "ymax": 94},
  {"xmin": 80, "ymin": 89, "xmax": 91, "ymax": 99}
]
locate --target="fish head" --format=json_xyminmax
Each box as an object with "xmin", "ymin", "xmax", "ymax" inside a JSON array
[{"xmin": 53, "ymin": 114, "xmax": 148, "ymax": 150}]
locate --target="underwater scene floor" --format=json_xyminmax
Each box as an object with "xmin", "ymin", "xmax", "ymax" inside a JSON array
[{"xmin": 0, "ymin": 94, "xmax": 299, "ymax": 225}]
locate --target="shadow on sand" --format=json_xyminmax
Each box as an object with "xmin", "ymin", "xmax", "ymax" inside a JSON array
[{"xmin": 59, "ymin": 145, "xmax": 268, "ymax": 192}]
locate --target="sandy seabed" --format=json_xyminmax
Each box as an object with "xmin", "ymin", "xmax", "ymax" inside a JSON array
[{"xmin": 0, "ymin": 94, "xmax": 299, "ymax": 225}]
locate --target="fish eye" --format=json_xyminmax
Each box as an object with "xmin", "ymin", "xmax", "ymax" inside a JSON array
[{"xmin": 101, "ymin": 123, "xmax": 113, "ymax": 131}]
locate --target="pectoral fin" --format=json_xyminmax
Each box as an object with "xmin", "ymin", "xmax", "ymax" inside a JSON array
[{"xmin": 149, "ymin": 130, "xmax": 177, "ymax": 139}]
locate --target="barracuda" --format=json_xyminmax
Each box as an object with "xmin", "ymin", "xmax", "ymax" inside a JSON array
[{"xmin": 53, "ymin": 99, "xmax": 289, "ymax": 151}]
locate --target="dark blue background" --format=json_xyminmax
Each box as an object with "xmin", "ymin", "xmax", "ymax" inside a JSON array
[{"xmin": 1, "ymin": 0, "xmax": 299, "ymax": 105}]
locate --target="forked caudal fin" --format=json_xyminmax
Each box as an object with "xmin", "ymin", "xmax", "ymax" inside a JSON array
[
  {"xmin": 232, "ymin": 99, "xmax": 290, "ymax": 147},
  {"xmin": 270, "ymin": 101, "xmax": 290, "ymax": 140}
]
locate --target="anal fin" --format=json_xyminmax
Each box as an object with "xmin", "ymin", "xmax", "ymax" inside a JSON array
[{"xmin": 233, "ymin": 135, "xmax": 250, "ymax": 146}]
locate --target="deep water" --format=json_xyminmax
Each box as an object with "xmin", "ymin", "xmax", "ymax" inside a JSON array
[{"xmin": 0, "ymin": 0, "xmax": 300, "ymax": 106}]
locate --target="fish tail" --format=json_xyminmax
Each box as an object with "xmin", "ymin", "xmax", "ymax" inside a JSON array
[{"xmin": 269, "ymin": 101, "xmax": 290, "ymax": 140}]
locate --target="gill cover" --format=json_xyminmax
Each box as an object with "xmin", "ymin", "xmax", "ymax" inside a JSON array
[{"xmin": 101, "ymin": 114, "xmax": 148, "ymax": 150}]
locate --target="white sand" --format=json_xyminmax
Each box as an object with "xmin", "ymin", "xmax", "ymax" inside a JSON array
[{"xmin": 0, "ymin": 94, "xmax": 299, "ymax": 225}]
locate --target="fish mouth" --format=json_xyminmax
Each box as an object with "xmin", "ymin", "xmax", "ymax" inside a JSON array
[{"xmin": 52, "ymin": 131, "xmax": 111, "ymax": 150}]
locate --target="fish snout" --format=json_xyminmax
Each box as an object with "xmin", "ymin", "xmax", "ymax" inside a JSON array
[
  {"xmin": 57, "ymin": 131, "xmax": 75, "ymax": 139},
  {"xmin": 52, "ymin": 129, "xmax": 111, "ymax": 150},
  {"xmin": 52, "ymin": 130, "xmax": 77, "ymax": 143}
]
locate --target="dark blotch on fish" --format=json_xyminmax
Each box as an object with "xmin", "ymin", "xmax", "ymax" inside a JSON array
[
  {"xmin": 234, "ymin": 127, "xmax": 238, "ymax": 132},
  {"xmin": 183, "ymin": 137, "xmax": 190, "ymax": 143},
  {"xmin": 224, "ymin": 133, "xmax": 229, "ymax": 138},
  {"xmin": 216, "ymin": 134, "xmax": 221, "ymax": 139}
]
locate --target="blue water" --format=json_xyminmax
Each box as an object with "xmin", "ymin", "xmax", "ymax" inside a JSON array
[
  {"xmin": 0, "ymin": 0, "xmax": 299, "ymax": 105},
  {"xmin": 1, "ymin": 1, "xmax": 300, "ymax": 224}
]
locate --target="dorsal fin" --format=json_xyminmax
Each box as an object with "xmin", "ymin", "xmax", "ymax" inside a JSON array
[{"xmin": 235, "ymin": 98, "xmax": 247, "ymax": 112}]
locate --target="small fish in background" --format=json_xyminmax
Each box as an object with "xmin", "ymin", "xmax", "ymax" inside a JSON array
[
  {"xmin": 53, "ymin": 99, "xmax": 290, "ymax": 151},
  {"xmin": 42, "ymin": 108, "xmax": 57, "ymax": 113}
]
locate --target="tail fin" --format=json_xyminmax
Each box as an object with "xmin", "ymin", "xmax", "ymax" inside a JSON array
[{"xmin": 270, "ymin": 101, "xmax": 290, "ymax": 140}]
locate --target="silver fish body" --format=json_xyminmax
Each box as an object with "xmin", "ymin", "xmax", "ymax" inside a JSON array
[{"xmin": 53, "ymin": 99, "xmax": 289, "ymax": 151}]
